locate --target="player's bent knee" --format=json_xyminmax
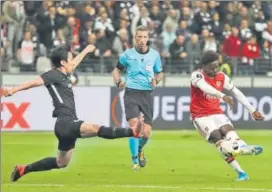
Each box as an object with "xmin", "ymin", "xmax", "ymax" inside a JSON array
[
  {"xmin": 219, "ymin": 124, "xmax": 234, "ymax": 137},
  {"xmin": 80, "ymin": 122, "xmax": 100, "ymax": 138},
  {"xmin": 57, "ymin": 150, "xmax": 72, "ymax": 168},
  {"xmin": 143, "ymin": 124, "xmax": 152, "ymax": 138},
  {"xmin": 209, "ymin": 130, "xmax": 224, "ymax": 144},
  {"xmin": 56, "ymin": 160, "xmax": 69, "ymax": 168},
  {"xmin": 128, "ymin": 118, "xmax": 138, "ymax": 127}
]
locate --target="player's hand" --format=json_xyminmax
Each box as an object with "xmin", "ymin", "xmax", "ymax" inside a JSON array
[
  {"xmin": 252, "ymin": 111, "xmax": 264, "ymax": 121},
  {"xmin": 86, "ymin": 44, "xmax": 96, "ymax": 53},
  {"xmin": 222, "ymin": 96, "xmax": 233, "ymax": 110},
  {"xmin": 2, "ymin": 88, "xmax": 15, "ymax": 97}
]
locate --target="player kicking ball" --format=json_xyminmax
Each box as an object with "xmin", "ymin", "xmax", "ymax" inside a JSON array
[
  {"xmin": 2, "ymin": 44, "xmax": 144, "ymax": 182},
  {"xmin": 190, "ymin": 50, "xmax": 264, "ymax": 181}
]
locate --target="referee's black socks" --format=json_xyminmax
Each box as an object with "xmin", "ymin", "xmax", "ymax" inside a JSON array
[{"xmin": 98, "ymin": 126, "xmax": 134, "ymax": 139}]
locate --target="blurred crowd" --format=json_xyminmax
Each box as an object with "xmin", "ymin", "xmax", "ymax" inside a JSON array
[{"xmin": 1, "ymin": 0, "xmax": 272, "ymax": 76}]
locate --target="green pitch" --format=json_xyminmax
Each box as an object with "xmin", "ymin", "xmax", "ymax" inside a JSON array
[{"xmin": 2, "ymin": 130, "xmax": 272, "ymax": 192}]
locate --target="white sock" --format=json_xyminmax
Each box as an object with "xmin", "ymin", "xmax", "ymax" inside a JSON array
[
  {"xmin": 225, "ymin": 131, "xmax": 239, "ymax": 141},
  {"xmin": 226, "ymin": 131, "xmax": 247, "ymax": 146},
  {"xmin": 226, "ymin": 157, "xmax": 245, "ymax": 173},
  {"xmin": 216, "ymin": 140, "xmax": 245, "ymax": 173}
]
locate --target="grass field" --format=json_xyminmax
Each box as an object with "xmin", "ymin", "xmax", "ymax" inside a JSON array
[{"xmin": 2, "ymin": 130, "xmax": 272, "ymax": 192}]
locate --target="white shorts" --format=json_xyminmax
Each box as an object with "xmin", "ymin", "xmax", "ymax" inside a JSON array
[{"xmin": 192, "ymin": 114, "xmax": 233, "ymax": 140}]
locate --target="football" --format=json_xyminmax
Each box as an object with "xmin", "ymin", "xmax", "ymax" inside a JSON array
[{"xmin": 219, "ymin": 139, "xmax": 240, "ymax": 157}]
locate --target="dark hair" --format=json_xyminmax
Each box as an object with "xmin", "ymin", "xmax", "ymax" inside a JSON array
[
  {"xmin": 201, "ymin": 50, "xmax": 219, "ymax": 66},
  {"xmin": 50, "ymin": 45, "xmax": 70, "ymax": 68}
]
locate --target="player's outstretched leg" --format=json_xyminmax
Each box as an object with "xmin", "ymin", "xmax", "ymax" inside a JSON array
[
  {"xmin": 219, "ymin": 125, "xmax": 264, "ymax": 156},
  {"xmin": 11, "ymin": 150, "xmax": 72, "ymax": 182},
  {"xmin": 209, "ymin": 130, "xmax": 249, "ymax": 181},
  {"xmin": 80, "ymin": 116, "xmax": 144, "ymax": 139}
]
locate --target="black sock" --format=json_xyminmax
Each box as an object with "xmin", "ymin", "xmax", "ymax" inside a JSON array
[
  {"xmin": 24, "ymin": 157, "xmax": 59, "ymax": 174},
  {"xmin": 98, "ymin": 126, "xmax": 134, "ymax": 139}
]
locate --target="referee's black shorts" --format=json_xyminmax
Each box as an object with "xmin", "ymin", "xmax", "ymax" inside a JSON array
[
  {"xmin": 54, "ymin": 117, "xmax": 83, "ymax": 151},
  {"xmin": 124, "ymin": 88, "xmax": 153, "ymax": 126}
]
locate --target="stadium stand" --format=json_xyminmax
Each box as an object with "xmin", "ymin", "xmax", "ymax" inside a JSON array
[{"xmin": 1, "ymin": 0, "xmax": 272, "ymax": 76}]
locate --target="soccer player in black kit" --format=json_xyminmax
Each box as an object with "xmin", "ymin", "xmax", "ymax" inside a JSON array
[{"xmin": 3, "ymin": 44, "xmax": 143, "ymax": 182}]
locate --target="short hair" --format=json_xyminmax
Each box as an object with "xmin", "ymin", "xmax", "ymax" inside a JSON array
[
  {"xmin": 135, "ymin": 25, "xmax": 149, "ymax": 34},
  {"xmin": 201, "ymin": 50, "xmax": 219, "ymax": 66},
  {"xmin": 50, "ymin": 45, "xmax": 70, "ymax": 68}
]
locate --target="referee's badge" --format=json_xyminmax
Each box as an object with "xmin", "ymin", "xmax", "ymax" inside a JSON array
[{"xmin": 146, "ymin": 65, "xmax": 152, "ymax": 71}]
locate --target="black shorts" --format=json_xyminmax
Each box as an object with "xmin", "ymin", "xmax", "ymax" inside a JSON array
[
  {"xmin": 54, "ymin": 117, "xmax": 84, "ymax": 151},
  {"xmin": 124, "ymin": 88, "xmax": 153, "ymax": 126}
]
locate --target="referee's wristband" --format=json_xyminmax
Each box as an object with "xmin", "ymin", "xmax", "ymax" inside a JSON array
[{"xmin": 116, "ymin": 80, "xmax": 122, "ymax": 87}]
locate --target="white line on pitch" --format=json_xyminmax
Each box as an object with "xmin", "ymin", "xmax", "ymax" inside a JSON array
[{"xmin": 3, "ymin": 184, "xmax": 272, "ymax": 191}]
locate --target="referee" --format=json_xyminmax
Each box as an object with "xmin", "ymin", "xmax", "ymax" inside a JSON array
[{"xmin": 112, "ymin": 25, "xmax": 163, "ymax": 170}]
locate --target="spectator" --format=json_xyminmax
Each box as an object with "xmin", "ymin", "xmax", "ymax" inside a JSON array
[
  {"xmin": 17, "ymin": 31, "xmax": 35, "ymax": 72},
  {"xmin": 161, "ymin": 0, "xmax": 174, "ymax": 15},
  {"xmin": 36, "ymin": 0, "xmax": 53, "ymax": 24},
  {"xmin": 191, "ymin": 1, "xmax": 202, "ymax": 14},
  {"xmin": 149, "ymin": 5, "xmax": 164, "ymax": 35},
  {"xmin": 239, "ymin": 19, "xmax": 253, "ymax": 42},
  {"xmin": 233, "ymin": 6, "xmax": 253, "ymax": 28},
  {"xmin": 27, "ymin": 23, "xmax": 47, "ymax": 57},
  {"xmin": 2, "ymin": 0, "xmax": 26, "ymax": 58},
  {"xmin": 161, "ymin": 23, "xmax": 176, "ymax": 58},
  {"xmin": 169, "ymin": 35, "xmax": 189, "ymax": 73},
  {"xmin": 185, "ymin": 34, "xmax": 202, "ymax": 72},
  {"xmin": 79, "ymin": 4, "xmax": 96, "ymax": 24},
  {"xmin": 112, "ymin": 28, "xmax": 130, "ymax": 56},
  {"xmin": 240, "ymin": 35, "xmax": 260, "ymax": 75},
  {"xmin": 63, "ymin": 16, "xmax": 80, "ymax": 48},
  {"xmin": 130, "ymin": 0, "xmax": 145, "ymax": 18},
  {"xmin": 262, "ymin": 20, "xmax": 272, "ymax": 51},
  {"xmin": 222, "ymin": 23, "xmax": 232, "ymax": 40},
  {"xmin": 194, "ymin": 1, "xmax": 212, "ymax": 34},
  {"xmin": 211, "ymin": 12, "xmax": 224, "ymax": 41},
  {"xmin": 253, "ymin": 11, "xmax": 267, "ymax": 42},
  {"xmin": 163, "ymin": 9, "xmax": 180, "ymax": 33},
  {"xmin": 176, "ymin": 20, "xmax": 191, "ymax": 40},
  {"xmin": 94, "ymin": 11, "xmax": 115, "ymax": 32},
  {"xmin": 261, "ymin": 40, "xmax": 272, "ymax": 60},
  {"xmin": 180, "ymin": 7, "xmax": 194, "ymax": 28},
  {"xmin": 94, "ymin": 11, "xmax": 115, "ymax": 42},
  {"xmin": 248, "ymin": 0, "xmax": 263, "ymax": 19},
  {"xmin": 94, "ymin": 29, "xmax": 112, "ymax": 58},
  {"xmin": 79, "ymin": 16, "xmax": 94, "ymax": 47},
  {"xmin": 223, "ymin": 27, "xmax": 242, "ymax": 75},
  {"xmin": 38, "ymin": 5, "xmax": 65, "ymax": 50},
  {"xmin": 203, "ymin": 32, "xmax": 217, "ymax": 52},
  {"xmin": 199, "ymin": 29, "xmax": 210, "ymax": 50},
  {"xmin": 208, "ymin": 1, "xmax": 219, "ymax": 16},
  {"xmin": 104, "ymin": 1, "xmax": 115, "ymax": 21},
  {"xmin": 53, "ymin": 29, "xmax": 66, "ymax": 48},
  {"xmin": 131, "ymin": 6, "xmax": 151, "ymax": 37}
]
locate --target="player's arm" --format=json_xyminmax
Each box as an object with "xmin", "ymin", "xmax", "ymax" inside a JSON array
[
  {"xmin": 191, "ymin": 71, "xmax": 234, "ymax": 108},
  {"xmin": 112, "ymin": 53, "xmax": 127, "ymax": 88},
  {"xmin": 3, "ymin": 77, "xmax": 44, "ymax": 97},
  {"xmin": 152, "ymin": 53, "xmax": 163, "ymax": 86},
  {"xmin": 223, "ymin": 75, "xmax": 264, "ymax": 120},
  {"xmin": 72, "ymin": 44, "xmax": 96, "ymax": 70},
  {"xmin": 191, "ymin": 71, "xmax": 225, "ymax": 98}
]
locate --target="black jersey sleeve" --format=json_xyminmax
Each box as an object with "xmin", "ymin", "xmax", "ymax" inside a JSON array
[{"xmin": 40, "ymin": 70, "xmax": 59, "ymax": 86}]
